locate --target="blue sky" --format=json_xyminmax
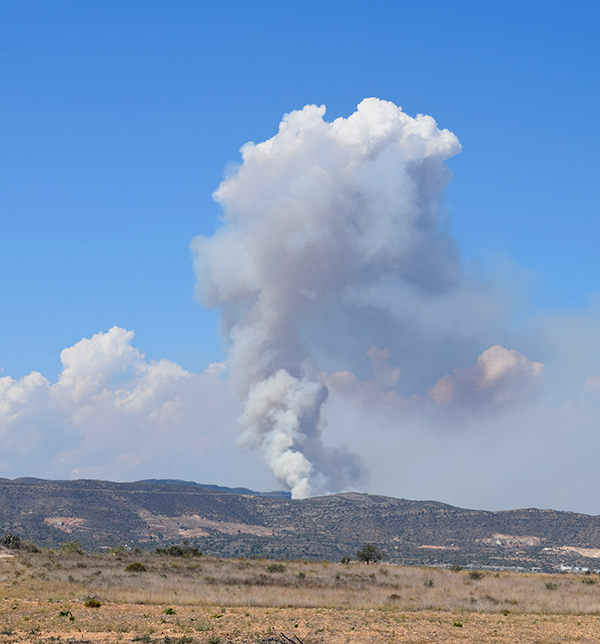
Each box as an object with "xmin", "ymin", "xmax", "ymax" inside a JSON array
[{"xmin": 1, "ymin": 2, "xmax": 599, "ymax": 512}]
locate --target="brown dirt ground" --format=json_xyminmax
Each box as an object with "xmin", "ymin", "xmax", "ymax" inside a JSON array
[{"xmin": 2, "ymin": 599, "xmax": 600, "ymax": 644}]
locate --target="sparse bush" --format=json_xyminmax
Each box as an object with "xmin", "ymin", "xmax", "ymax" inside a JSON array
[
  {"xmin": 423, "ymin": 578, "xmax": 434, "ymax": 587},
  {"xmin": 164, "ymin": 607, "xmax": 176, "ymax": 615},
  {"xmin": 60, "ymin": 541, "xmax": 84, "ymax": 555},
  {"xmin": 0, "ymin": 531, "xmax": 38, "ymax": 552},
  {"xmin": 449, "ymin": 564, "xmax": 462, "ymax": 572},
  {"xmin": 582, "ymin": 576, "xmax": 597, "ymax": 585},
  {"xmin": 2, "ymin": 532, "xmax": 21, "ymax": 549},
  {"xmin": 155, "ymin": 543, "xmax": 202, "ymax": 558},
  {"xmin": 545, "ymin": 582, "xmax": 558, "ymax": 591},
  {"xmin": 453, "ymin": 621, "xmax": 463, "ymax": 627},
  {"xmin": 356, "ymin": 543, "xmax": 385, "ymax": 565},
  {"xmin": 340, "ymin": 556, "xmax": 351, "ymax": 564},
  {"xmin": 468, "ymin": 570, "xmax": 484, "ymax": 581},
  {"xmin": 193, "ymin": 620, "xmax": 211, "ymax": 632},
  {"xmin": 297, "ymin": 571, "xmax": 306, "ymax": 579},
  {"xmin": 84, "ymin": 597, "xmax": 101, "ymax": 608},
  {"xmin": 267, "ymin": 563, "xmax": 286, "ymax": 573},
  {"xmin": 125, "ymin": 562, "xmax": 147, "ymax": 573},
  {"xmin": 108, "ymin": 545, "xmax": 125, "ymax": 554}
]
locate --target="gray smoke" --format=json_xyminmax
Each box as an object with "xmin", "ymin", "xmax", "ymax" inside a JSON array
[{"xmin": 191, "ymin": 98, "xmax": 462, "ymax": 497}]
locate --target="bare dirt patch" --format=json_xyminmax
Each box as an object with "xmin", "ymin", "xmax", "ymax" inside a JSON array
[
  {"xmin": 2, "ymin": 601, "xmax": 600, "ymax": 643},
  {"xmin": 44, "ymin": 517, "xmax": 85, "ymax": 533}
]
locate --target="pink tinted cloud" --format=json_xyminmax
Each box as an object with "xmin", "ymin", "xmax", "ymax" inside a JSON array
[{"xmin": 429, "ymin": 345, "xmax": 544, "ymax": 407}]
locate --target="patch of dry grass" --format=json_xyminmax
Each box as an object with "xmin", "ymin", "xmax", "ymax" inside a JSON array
[
  {"xmin": 2, "ymin": 551, "xmax": 600, "ymax": 615},
  {"xmin": 4, "ymin": 553, "xmax": 600, "ymax": 643}
]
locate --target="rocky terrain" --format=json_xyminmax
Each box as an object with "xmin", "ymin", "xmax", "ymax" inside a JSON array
[{"xmin": 1, "ymin": 477, "xmax": 600, "ymax": 571}]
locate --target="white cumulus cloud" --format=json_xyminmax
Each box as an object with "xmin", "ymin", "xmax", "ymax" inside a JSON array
[{"xmin": 0, "ymin": 327, "xmax": 242, "ymax": 483}]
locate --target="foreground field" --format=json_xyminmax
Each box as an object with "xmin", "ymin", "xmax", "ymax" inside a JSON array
[
  {"xmin": 2, "ymin": 550, "xmax": 600, "ymax": 642},
  {"xmin": 4, "ymin": 600, "xmax": 600, "ymax": 644}
]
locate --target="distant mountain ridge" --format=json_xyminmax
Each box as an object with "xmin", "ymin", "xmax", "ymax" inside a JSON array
[
  {"xmin": 137, "ymin": 479, "xmax": 292, "ymax": 498},
  {"xmin": 1, "ymin": 477, "xmax": 600, "ymax": 572}
]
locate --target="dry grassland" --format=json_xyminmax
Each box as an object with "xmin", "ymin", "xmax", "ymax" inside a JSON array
[{"xmin": 2, "ymin": 551, "xmax": 600, "ymax": 643}]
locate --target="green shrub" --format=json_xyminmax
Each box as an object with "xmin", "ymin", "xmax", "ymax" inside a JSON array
[
  {"xmin": 267, "ymin": 563, "xmax": 286, "ymax": 573},
  {"xmin": 155, "ymin": 543, "xmax": 202, "ymax": 558},
  {"xmin": 84, "ymin": 597, "xmax": 101, "ymax": 608},
  {"xmin": 125, "ymin": 562, "xmax": 147, "ymax": 573}
]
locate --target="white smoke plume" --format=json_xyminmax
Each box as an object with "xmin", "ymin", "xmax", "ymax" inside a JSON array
[{"xmin": 192, "ymin": 98, "xmax": 466, "ymax": 498}]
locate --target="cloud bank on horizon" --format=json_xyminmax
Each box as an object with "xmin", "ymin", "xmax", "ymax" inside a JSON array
[
  {"xmin": 0, "ymin": 326, "xmax": 238, "ymax": 481},
  {"xmin": 2, "ymin": 99, "xmax": 600, "ymax": 512}
]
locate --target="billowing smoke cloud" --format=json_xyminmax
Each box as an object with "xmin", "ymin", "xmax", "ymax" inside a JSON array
[{"xmin": 191, "ymin": 97, "xmax": 494, "ymax": 497}]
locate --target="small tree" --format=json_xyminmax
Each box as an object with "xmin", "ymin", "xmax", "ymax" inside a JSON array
[
  {"xmin": 2, "ymin": 532, "xmax": 21, "ymax": 550},
  {"xmin": 356, "ymin": 543, "xmax": 385, "ymax": 564}
]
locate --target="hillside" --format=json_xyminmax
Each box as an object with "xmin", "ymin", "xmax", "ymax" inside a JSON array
[{"xmin": 1, "ymin": 477, "xmax": 600, "ymax": 572}]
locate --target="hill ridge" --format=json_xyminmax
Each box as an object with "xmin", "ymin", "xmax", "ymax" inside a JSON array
[{"xmin": 1, "ymin": 477, "xmax": 599, "ymax": 572}]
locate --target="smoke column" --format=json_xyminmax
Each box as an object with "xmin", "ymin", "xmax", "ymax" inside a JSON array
[{"xmin": 191, "ymin": 98, "xmax": 461, "ymax": 498}]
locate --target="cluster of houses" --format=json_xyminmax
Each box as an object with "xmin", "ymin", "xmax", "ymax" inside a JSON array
[{"xmin": 559, "ymin": 564, "xmax": 600, "ymax": 574}]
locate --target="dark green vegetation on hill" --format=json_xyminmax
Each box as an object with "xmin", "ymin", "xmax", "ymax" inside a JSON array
[{"xmin": 1, "ymin": 477, "xmax": 599, "ymax": 572}]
